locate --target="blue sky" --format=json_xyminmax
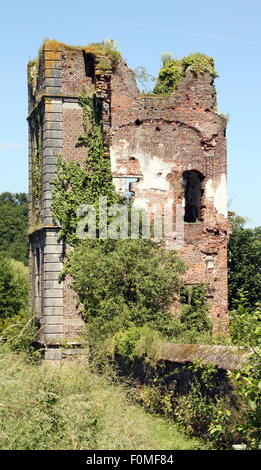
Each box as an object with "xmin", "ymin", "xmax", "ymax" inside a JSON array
[{"xmin": 0, "ymin": 0, "xmax": 260, "ymax": 226}]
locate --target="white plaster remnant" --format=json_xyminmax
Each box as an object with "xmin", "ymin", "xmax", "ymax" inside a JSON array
[
  {"xmin": 110, "ymin": 141, "xmax": 130, "ymax": 173},
  {"xmin": 206, "ymin": 174, "xmax": 227, "ymax": 216},
  {"xmin": 137, "ymin": 151, "xmax": 171, "ymax": 191},
  {"xmin": 111, "ymin": 142, "xmax": 172, "ymax": 191}
]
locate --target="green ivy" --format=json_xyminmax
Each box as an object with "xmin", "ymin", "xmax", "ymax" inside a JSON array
[
  {"xmin": 153, "ymin": 59, "xmax": 184, "ymax": 95},
  {"xmin": 31, "ymin": 110, "xmax": 42, "ymax": 218},
  {"xmin": 52, "ymin": 88, "xmax": 119, "ymax": 245},
  {"xmin": 154, "ymin": 53, "xmax": 218, "ymax": 96},
  {"xmin": 182, "ymin": 53, "xmax": 218, "ymax": 78}
]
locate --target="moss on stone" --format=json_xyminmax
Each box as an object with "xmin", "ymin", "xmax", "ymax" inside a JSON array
[{"xmin": 41, "ymin": 39, "xmax": 121, "ymax": 72}]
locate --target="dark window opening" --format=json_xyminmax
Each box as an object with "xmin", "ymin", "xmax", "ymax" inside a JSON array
[
  {"xmin": 183, "ymin": 170, "xmax": 204, "ymax": 223},
  {"xmin": 83, "ymin": 52, "xmax": 95, "ymax": 82}
]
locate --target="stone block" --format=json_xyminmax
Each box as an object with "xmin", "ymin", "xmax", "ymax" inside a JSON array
[
  {"xmin": 43, "ymin": 121, "xmax": 63, "ymax": 131},
  {"xmin": 45, "ymin": 101, "xmax": 62, "ymax": 113},
  {"xmin": 45, "ymin": 63, "xmax": 62, "ymax": 73},
  {"xmin": 44, "ymin": 253, "xmax": 61, "ymax": 263},
  {"xmin": 45, "ymin": 349, "xmax": 63, "ymax": 360},
  {"xmin": 63, "ymin": 101, "xmax": 81, "ymax": 110},
  {"xmin": 41, "ymin": 207, "xmax": 53, "ymax": 218},
  {"xmin": 45, "ymin": 238, "xmax": 62, "ymax": 247},
  {"xmin": 42, "ymin": 172, "xmax": 56, "ymax": 184},
  {"xmin": 44, "ymin": 130, "xmax": 63, "ymax": 140},
  {"xmin": 44, "ymin": 245, "xmax": 62, "ymax": 255},
  {"xmin": 43, "ymin": 216, "xmax": 54, "ymax": 225},
  {"xmin": 45, "ymin": 229, "xmax": 60, "ymax": 237},
  {"xmin": 45, "ymin": 280, "xmax": 63, "ymax": 289},
  {"xmin": 44, "ymin": 262, "xmax": 63, "ymax": 272},
  {"xmin": 43, "ymin": 156, "xmax": 58, "ymax": 165},
  {"xmin": 44, "ymin": 289, "xmax": 63, "ymax": 298},
  {"xmin": 44, "ymin": 272, "xmax": 61, "ymax": 281},
  {"xmin": 44, "ymin": 306, "xmax": 63, "ymax": 315},
  {"xmin": 44, "ymin": 297, "xmax": 63, "ymax": 307},
  {"xmin": 43, "ymin": 138, "xmax": 63, "ymax": 148},
  {"xmin": 42, "ymin": 182, "xmax": 54, "ymax": 192},
  {"xmin": 43, "ymin": 147, "xmax": 61, "ymax": 157},
  {"xmin": 45, "ymin": 68, "xmax": 62, "ymax": 79},
  {"xmin": 45, "ymin": 324, "xmax": 63, "ymax": 334},
  {"xmin": 44, "ymin": 78, "xmax": 62, "ymax": 88},
  {"xmin": 44, "ymin": 316, "xmax": 64, "ymax": 325},
  {"xmin": 44, "ymin": 49, "xmax": 62, "ymax": 61},
  {"xmin": 44, "ymin": 235, "xmax": 60, "ymax": 243},
  {"xmin": 44, "ymin": 113, "xmax": 62, "ymax": 123},
  {"xmin": 42, "ymin": 195, "xmax": 53, "ymax": 206},
  {"xmin": 45, "ymin": 87, "xmax": 63, "ymax": 95},
  {"xmin": 42, "ymin": 200, "xmax": 51, "ymax": 212},
  {"xmin": 45, "ymin": 333, "xmax": 63, "ymax": 344}
]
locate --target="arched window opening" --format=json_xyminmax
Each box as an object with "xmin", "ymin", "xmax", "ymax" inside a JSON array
[{"xmin": 183, "ymin": 170, "xmax": 205, "ymax": 223}]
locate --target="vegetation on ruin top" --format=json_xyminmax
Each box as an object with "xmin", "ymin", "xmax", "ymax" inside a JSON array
[{"xmin": 153, "ymin": 52, "xmax": 218, "ymax": 96}]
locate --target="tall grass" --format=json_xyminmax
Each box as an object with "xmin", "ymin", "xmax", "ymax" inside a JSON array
[{"xmin": 0, "ymin": 352, "xmax": 208, "ymax": 450}]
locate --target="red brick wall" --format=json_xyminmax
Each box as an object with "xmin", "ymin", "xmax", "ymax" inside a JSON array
[
  {"xmin": 63, "ymin": 107, "xmax": 86, "ymax": 164},
  {"xmin": 51, "ymin": 45, "xmax": 230, "ymax": 334},
  {"xmin": 110, "ymin": 60, "xmax": 230, "ymax": 328}
]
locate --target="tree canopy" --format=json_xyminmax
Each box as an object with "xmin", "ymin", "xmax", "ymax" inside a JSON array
[
  {"xmin": 0, "ymin": 254, "xmax": 28, "ymax": 323},
  {"xmin": 0, "ymin": 192, "xmax": 28, "ymax": 265},
  {"xmin": 228, "ymin": 217, "xmax": 261, "ymax": 310}
]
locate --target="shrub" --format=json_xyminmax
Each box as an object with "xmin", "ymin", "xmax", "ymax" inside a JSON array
[
  {"xmin": 0, "ymin": 352, "xmax": 208, "ymax": 450},
  {"xmin": 113, "ymin": 325, "xmax": 163, "ymax": 363},
  {"xmin": 65, "ymin": 239, "xmax": 185, "ymax": 344},
  {"xmin": 228, "ymin": 219, "xmax": 261, "ymax": 310},
  {"xmin": 229, "ymin": 352, "xmax": 261, "ymax": 449},
  {"xmin": 229, "ymin": 294, "xmax": 261, "ymax": 348},
  {"xmin": 180, "ymin": 284, "xmax": 211, "ymax": 332},
  {"xmin": 153, "ymin": 53, "xmax": 218, "ymax": 96},
  {"xmin": 153, "ymin": 59, "xmax": 183, "ymax": 95},
  {"xmin": 0, "ymin": 192, "xmax": 28, "ymax": 265},
  {"xmin": 0, "ymin": 255, "xmax": 28, "ymax": 325}
]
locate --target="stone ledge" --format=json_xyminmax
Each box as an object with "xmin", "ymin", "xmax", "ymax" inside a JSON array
[{"xmin": 158, "ymin": 343, "xmax": 250, "ymax": 371}]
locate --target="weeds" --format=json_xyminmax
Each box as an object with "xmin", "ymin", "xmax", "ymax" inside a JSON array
[{"xmin": 0, "ymin": 352, "xmax": 207, "ymax": 450}]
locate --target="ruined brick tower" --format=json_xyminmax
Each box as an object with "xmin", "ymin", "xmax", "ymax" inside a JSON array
[{"xmin": 28, "ymin": 41, "xmax": 230, "ymax": 354}]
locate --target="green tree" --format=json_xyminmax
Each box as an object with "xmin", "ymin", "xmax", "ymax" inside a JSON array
[
  {"xmin": 0, "ymin": 254, "xmax": 28, "ymax": 324},
  {"xmin": 0, "ymin": 192, "xmax": 28, "ymax": 265},
  {"xmin": 180, "ymin": 284, "xmax": 211, "ymax": 332},
  {"xmin": 228, "ymin": 217, "xmax": 261, "ymax": 310},
  {"xmin": 64, "ymin": 239, "xmax": 185, "ymax": 342},
  {"xmin": 133, "ymin": 66, "xmax": 155, "ymax": 94},
  {"xmin": 153, "ymin": 53, "xmax": 218, "ymax": 96}
]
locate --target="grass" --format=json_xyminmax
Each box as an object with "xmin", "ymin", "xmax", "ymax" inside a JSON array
[{"xmin": 0, "ymin": 351, "xmax": 208, "ymax": 450}]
